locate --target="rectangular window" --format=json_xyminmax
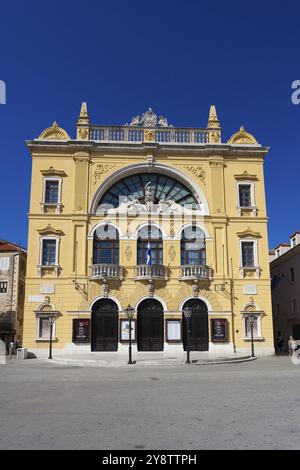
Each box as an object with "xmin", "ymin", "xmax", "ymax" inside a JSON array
[
  {"xmin": 0, "ymin": 281, "xmax": 8, "ymax": 293},
  {"xmin": 0, "ymin": 257, "xmax": 10, "ymax": 271},
  {"xmin": 242, "ymin": 242, "xmax": 255, "ymax": 267},
  {"xmin": 292, "ymin": 299, "xmax": 297, "ymax": 313},
  {"xmin": 290, "ymin": 267, "xmax": 295, "ymax": 283},
  {"xmin": 42, "ymin": 240, "xmax": 57, "ymax": 266},
  {"xmin": 239, "ymin": 184, "xmax": 252, "ymax": 207},
  {"xmin": 45, "ymin": 180, "xmax": 59, "ymax": 204}
]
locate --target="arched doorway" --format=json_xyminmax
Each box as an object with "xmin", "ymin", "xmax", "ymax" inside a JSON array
[
  {"xmin": 182, "ymin": 299, "xmax": 209, "ymax": 351},
  {"xmin": 91, "ymin": 299, "xmax": 118, "ymax": 351},
  {"xmin": 137, "ymin": 299, "xmax": 164, "ymax": 351}
]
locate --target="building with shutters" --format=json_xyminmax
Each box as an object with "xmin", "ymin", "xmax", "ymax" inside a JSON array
[
  {"xmin": 0, "ymin": 240, "xmax": 27, "ymax": 349},
  {"xmin": 22, "ymin": 104, "xmax": 274, "ymax": 356},
  {"xmin": 270, "ymin": 231, "xmax": 300, "ymax": 351}
]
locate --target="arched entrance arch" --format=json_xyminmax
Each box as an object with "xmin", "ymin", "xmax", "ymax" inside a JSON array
[
  {"xmin": 91, "ymin": 298, "xmax": 119, "ymax": 351},
  {"xmin": 182, "ymin": 299, "xmax": 209, "ymax": 351},
  {"xmin": 137, "ymin": 298, "xmax": 164, "ymax": 352}
]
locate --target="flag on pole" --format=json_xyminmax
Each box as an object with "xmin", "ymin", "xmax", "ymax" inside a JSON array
[{"xmin": 146, "ymin": 241, "xmax": 152, "ymax": 267}]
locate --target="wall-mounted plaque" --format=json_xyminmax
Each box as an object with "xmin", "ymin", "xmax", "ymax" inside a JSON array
[
  {"xmin": 72, "ymin": 319, "xmax": 90, "ymax": 344},
  {"xmin": 166, "ymin": 320, "xmax": 182, "ymax": 343},
  {"xmin": 120, "ymin": 320, "xmax": 136, "ymax": 343},
  {"xmin": 211, "ymin": 319, "xmax": 228, "ymax": 343}
]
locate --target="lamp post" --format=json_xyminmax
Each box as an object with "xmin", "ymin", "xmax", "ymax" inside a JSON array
[
  {"xmin": 48, "ymin": 313, "xmax": 58, "ymax": 360},
  {"xmin": 183, "ymin": 307, "xmax": 193, "ymax": 364},
  {"xmin": 247, "ymin": 313, "xmax": 257, "ymax": 358},
  {"xmin": 124, "ymin": 305, "xmax": 135, "ymax": 365}
]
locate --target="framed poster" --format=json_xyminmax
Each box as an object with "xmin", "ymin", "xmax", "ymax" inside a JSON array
[
  {"xmin": 166, "ymin": 320, "xmax": 182, "ymax": 343},
  {"xmin": 211, "ymin": 319, "xmax": 228, "ymax": 343},
  {"xmin": 120, "ymin": 320, "xmax": 136, "ymax": 343},
  {"xmin": 72, "ymin": 319, "xmax": 90, "ymax": 344}
]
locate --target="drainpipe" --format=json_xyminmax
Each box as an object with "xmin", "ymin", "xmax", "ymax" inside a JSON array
[{"xmin": 10, "ymin": 251, "xmax": 20, "ymax": 340}]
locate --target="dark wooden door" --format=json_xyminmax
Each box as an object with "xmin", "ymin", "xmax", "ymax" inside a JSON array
[
  {"xmin": 91, "ymin": 299, "xmax": 118, "ymax": 352},
  {"xmin": 182, "ymin": 299, "xmax": 209, "ymax": 351},
  {"xmin": 137, "ymin": 299, "xmax": 164, "ymax": 351}
]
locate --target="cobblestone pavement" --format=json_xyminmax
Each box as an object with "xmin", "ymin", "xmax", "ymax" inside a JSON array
[{"xmin": 0, "ymin": 357, "xmax": 299, "ymax": 450}]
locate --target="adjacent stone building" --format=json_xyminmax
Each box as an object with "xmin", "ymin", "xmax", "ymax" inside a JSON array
[
  {"xmin": 22, "ymin": 104, "xmax": 274, "ymax": 356},
  {"xmin": 270, "ymin": 231, "xmax": 300, "ymax": 350},
  {"xmin": 0, "ymin": 240, "xmax": 27, "ymax": 348}
]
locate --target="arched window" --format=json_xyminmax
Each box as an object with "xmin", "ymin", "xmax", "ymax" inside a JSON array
[
  {"xmin": 93, "ymin": 225, "xmax": 119, "ymax": 265},
  {"xmin": 97, "ymin": 173, "xmax": 199, "ymax": 212},
  {"xmin": 137, "ymin": 225, "xmax": 163, "ymax": 265},
  {"xmin": 181, "ymin": 226, "xmax": 206, "ymax": 266}
]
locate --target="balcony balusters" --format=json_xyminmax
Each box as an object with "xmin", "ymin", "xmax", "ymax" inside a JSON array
[
  {"xmin": 180, "ymin": 265, "xmax": 212, "ymax": 280},
  {"xmin": 135, "ymin": 265, "xmax": 166, "ymax": 279},
  {"xmin": 90, "ymin": 264, "xmax": 123, "ymax": 280}
]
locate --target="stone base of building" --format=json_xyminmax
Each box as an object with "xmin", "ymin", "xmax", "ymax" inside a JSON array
[{"xmin": 27, "ymin": 342, "xmax": 274, "ymax": 359}]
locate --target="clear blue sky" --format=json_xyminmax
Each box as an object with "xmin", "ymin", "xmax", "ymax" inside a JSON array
[{"xmin": 0, "ymin": 0, "xmax": 299, "ymax": 249}]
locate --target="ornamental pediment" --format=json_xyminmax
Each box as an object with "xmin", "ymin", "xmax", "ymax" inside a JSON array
[
  {"xmin": 128, "ymin": 108, "xmax": 172, "ymax": 128},
  {"xmin": 41, "ymin": 167, "xmax": 67, "ymax": 177},
  {"xmin": 38, "ymin": 225, "xmax": 65, "ymax": 236},
  {"xmin": 234, "ymin": 171, "xmax": 258, "ymax": 181},
  {"xmin": 38, "ymin": 122, "xmax": 70, "ymax": 141},
  {"xmin": 228, "ymin": 126, "xmax": 258, "ymax": 145},
  {"xmin": 237, "ymin": 228, "xmax": 261, "ymax": 238}
]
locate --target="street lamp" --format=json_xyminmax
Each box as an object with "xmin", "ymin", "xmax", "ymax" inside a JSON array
[
  {"xmin": 124, "ymin": 305, "xmax": 135, "ymax": 365},
  {"xmin": 183, "ymin": 307, "xmax": 193, "ymax": 364},
  {"xmin": 48, "ymin": 313, "xmax": 58, "ymax": 360},
  {"xmin": 247, "ymin": 313, "xmax": 257, "ymax": 358}
]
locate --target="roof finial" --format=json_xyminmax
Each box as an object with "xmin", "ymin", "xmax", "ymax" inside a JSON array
[
  {"xmin": 207, "ymin": 105, "xmax": 220, "ymax": 129},
  {"xmin": 77, "ymin": 102, "xmax": 89, "ymax": 125}
]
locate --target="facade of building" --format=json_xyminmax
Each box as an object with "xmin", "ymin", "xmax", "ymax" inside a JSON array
[
  {"xmin": 0, "ymin": 240, "xmax": 27, "ymax": 348},
  {"xmin": 270, "ymin": 231, "xmax": 300, "ymax": 350},
  {"xmin": 22, "ymin": 104, "xmax": 274, "ymax": 356}
]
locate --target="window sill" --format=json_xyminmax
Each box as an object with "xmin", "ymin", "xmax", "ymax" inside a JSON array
[
  {"xmin": 37, "ymin": 265, "xmax": 61, "ymax": 278},
  {"xmin": 35, "ymin": 338, "xmax": 57, "ymax": 342},
  {"xmin": 239, "ymin": 267, "xmax": 260, "ymax": 279},
  {"xmin": 242, "ymin": 337, "xmax": 265, "ymax": 342},
  {"xmin": 237, "ymin": 207, "xmax": 258, "ymax": 217},
  {"xmin": 40, "ymin": 203, "xmax": 62, "ymax": 214}
]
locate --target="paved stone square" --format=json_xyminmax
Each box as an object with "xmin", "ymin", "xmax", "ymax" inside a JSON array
[{"xmin": 0, "ymin": 357, "xmax": 299, "ymax": 450}]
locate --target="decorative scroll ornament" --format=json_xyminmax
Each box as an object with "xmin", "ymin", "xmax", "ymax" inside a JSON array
[
  {"xmin": 77, "ymin": 128, "xmax": 89, "ymax": 140},
  {"xmin": 185, "ymin": 166, "xmax": 206, "ymax": 185},
  {"xmin": 144, "ymin": 130, "xmax": 156, "ymax": 142},
  {"xmin": 228, "ymin": 126, "xmax": 258, "ymax": 145},
  {"xmin": 168, "ymin": 246, "xmax": 176, "ymax": 262},
  {"xmin": 93, "ymin": 164, "xmax": 116, "ymax": 185},
  {"xmin": 129, "ymin": 108, "xmax": 172, "ymax": 128},
  {"xmin": 125, "ymin": 246, "xmax": 133, "ymax": 261},
  {"xmin": 38, "ymin": 122, "xmax": 70, "ymax": 141},
  {"xmin": 209, "ymin": 130, "xmax": 221, "ymax": 144}
]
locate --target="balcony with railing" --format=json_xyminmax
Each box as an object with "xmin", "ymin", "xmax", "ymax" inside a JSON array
[
  {"xmin": 88, "ymin": 126, "xmax": 211, "ymax": 144},
  {"xmin": 135, "ymin": 265, "xmax": 167, "ymax": 280},
  {"xmin": 179, "ymin": 265, "xmax": 213, "ymax": 281},
  {"xmin": 77, "ymin": 107, "xmax": 221, "ymax": 145},
  {"xmin": 90, "ymin": 264, "xmax": 123, "ymax": 280}
]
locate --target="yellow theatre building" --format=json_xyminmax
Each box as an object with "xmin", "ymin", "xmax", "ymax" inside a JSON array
[{"xmin": 22, "ymin": 104, "xmax": 275, "ymax": 356}]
